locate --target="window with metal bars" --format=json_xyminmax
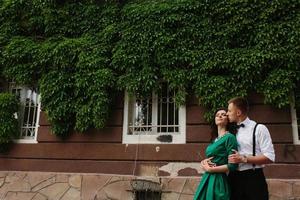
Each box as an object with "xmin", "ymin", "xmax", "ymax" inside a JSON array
[
  {"xmin": 10, "ymin": 83, "xmax": 41, "ymax": 143},
  {"xmin": 134, "ymin": 190, "xmax": 161, "ymax": 200},
  {"xmin": 0, "ymin": 78, "xmax": 7, "ymax": 92},
  {"xmin": 123, "ymin": 84, "xmax": 186, "ymax": 144},
  {"xmin": 291, "ymin": 81, "xmax": 300, "ymax": 144},
  {"xmin": 131, "ymin": 179, "xmax": 162, "ymax": 200}
]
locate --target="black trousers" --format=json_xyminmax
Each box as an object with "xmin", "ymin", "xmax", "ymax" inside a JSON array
[{"xmin": 228, "ymin": 168, "xmax": 269, "ymax": 200}]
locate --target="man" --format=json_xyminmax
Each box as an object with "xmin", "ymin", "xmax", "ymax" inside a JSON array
[{"xmin": 227, "ymin": 97, "xmax": 275, "ymax": 200}]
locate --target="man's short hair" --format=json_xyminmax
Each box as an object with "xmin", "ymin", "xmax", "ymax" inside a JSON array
[{"xmin": 228, "ymin": 97, "xmax": 249, "ymax": 114}]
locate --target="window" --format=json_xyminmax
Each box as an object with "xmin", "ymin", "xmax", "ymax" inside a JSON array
[
  {"xmin": 0, "ymin": 78, "xmax": 8, "ymax": 92},
  {"xmin": 291, "ymin": 83, "xmax": 300, "ymax": 144},
  {"xmin": 10, "ymin": 83, "xmax": 41, "ymax": 143},
  {"xmin": 123, "ymin": 84, "xmax": 186, "ymax": 144}
]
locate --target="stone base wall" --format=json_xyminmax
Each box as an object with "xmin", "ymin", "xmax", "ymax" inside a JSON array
[{"xmin": 0, "ymin": 171, "xmax": 299, "ymax": 200}]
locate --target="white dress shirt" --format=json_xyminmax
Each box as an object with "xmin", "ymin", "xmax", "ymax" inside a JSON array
[{"xmin": 236, "ymin": 117, "xmax": 275, "ymax": 171}]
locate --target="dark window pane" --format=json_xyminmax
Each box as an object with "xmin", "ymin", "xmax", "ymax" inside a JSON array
[{"xmin": 135, "ymin": 191, "xmax": 161, "ymax": 200}]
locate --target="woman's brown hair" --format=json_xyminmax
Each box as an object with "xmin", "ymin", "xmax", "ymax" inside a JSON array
[{"xmin": 210, "ymin": 108, "xmax": 237, "ymax": 142}]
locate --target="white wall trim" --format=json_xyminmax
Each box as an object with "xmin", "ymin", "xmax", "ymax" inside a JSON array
[{"xmin": 290, "ymin": 94, "xmax": 300, "ymax": 145}]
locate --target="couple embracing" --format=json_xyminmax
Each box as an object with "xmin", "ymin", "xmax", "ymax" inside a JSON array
[{"xmin": 194, "ymin": 97, "xmax": 275, "ymax": 200}]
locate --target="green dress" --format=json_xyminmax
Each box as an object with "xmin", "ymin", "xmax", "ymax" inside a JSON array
[{"xmin": 194, "ymin": 133, "xmax": 238, "ymax": 200}]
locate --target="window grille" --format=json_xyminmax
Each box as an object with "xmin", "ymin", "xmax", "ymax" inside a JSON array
[
  {"xmin": 10, "ymin": 83, "xmax": 41, "ymax": 142},
  {"xmin": 123, "ymin": 84, "xmax": 186, "ymax": 144},
  {"xmin": 128, "ymin": 85, "xmax": 179, "ymax": 135},
  {"xmin": 134, "ymin": 191, "xmax": 161, "ymax": 200},
  {"xmin": 0, "ymin": 78, "xmax": 6, "ymax": 92},
  {"xmin": 131, "ymin": 180, "xmax": 162, "ymax": 200}
]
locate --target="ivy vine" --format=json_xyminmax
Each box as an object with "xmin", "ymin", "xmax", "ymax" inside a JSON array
[
  {"xmin": 0, "ymin": 93, "xmax": 18, "ymax": 151},
  {"xmin": 0, "ymin": 0, "xmax": 299, "ymax": 137}
]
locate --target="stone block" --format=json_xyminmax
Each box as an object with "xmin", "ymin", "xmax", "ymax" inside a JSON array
[
  {"xmin": 56, "ymin": 174, "xmax": 69, "ymax": 183},
  {"xmin": 4, "ymin": 192, "xmax": 36, "ymax": 200},
  {"xmin": 32, "ymin": 193, "xmax": 48, "ymax": 200},
  {"xmin": 269, "ymin": 195, "xmax": 285, "ymax": 200},
  {"xmin": 162, "ymin": 178, "xmax": 186, "ymax": 193},
  {"xmin": 39, "ymin": 183, "xmax": 69, "ymax": 200},
  {"xmin": 182, "ymin": 179, "xmax": 199, "ymax": 195},
  {"xmin": 27, "ymin": 173, "xmax": 55, "ymax": 188},
  {"xmin": 178, "ymin": 193, "xmax": 194, "ymax": 200},
  {"xmin": 5, "ymin": 173, "xmax": 20, "ymax": 183},
  {"xmin": 96, "ymin": 178, "xmax": 128, "ymax": 200},
  {"xmin": 32, "ymin": 176, "xmax": 56, "ymax": 192},
  {"xmin": 293, "ymin": 182, "xmax": 300, "ymax": 197},
  {"xmin": 0, "ymin": 177, "xmax": 31, "ymax": 194},
  {"xmin": 81, "ymin": 175, "xmax": 112, "ymax": 200},
  {"xmin": 69, "ymin": 175, "xmax": 81, "ymax": 188},
  {"xmin": 0, "ymin": 172, "xmax": 7, "ymax": 178},
  {"xmin": 268, "ymin": 180, "xmax": 293, "ymax": 198},
  {"xmin": 162, "ymin": 192, "xmax": 180, "ymax": 200},
  {"xmin": 61, "ymin": 187, "xmax": 81, "ymax": 200},
  {"xmin": 0, "ymin": 177, "xmax": 4, "ymax": 187}
]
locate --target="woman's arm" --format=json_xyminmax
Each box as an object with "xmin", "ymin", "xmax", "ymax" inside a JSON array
[{"xmin": 201, "ymin": 157, "xmax": 229, "ymax": 173}]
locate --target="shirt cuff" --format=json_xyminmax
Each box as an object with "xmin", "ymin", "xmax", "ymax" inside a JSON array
[{"xmin": 263, "ymin": 152, "xmax": 275, "ymax": 162}]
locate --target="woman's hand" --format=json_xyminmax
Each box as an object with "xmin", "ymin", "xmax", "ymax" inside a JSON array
[{"xmin": 201, "ymin": 157, "xmax": 215, "ymax": 172}]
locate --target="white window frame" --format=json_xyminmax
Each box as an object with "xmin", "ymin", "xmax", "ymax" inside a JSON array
[
  {"xmin": 122, "ymin": 91, "xmax": 186, "ymax": 144},
  {"xmin": 10, "ymin": 84, "xmax": 41, "ymax": 144},
  {"xmin": 291, "ymin": 93, "xmax": 300, "ymax": 145}
]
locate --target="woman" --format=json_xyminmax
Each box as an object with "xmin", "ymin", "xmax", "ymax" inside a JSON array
[{"xmin": 194, "ymin": 108, "xmax": 238, "ymax": 200}]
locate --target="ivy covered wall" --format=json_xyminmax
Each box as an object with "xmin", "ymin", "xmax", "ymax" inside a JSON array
[
  {"xmin": 0, "ymin": 0, "xmax": 299, "ymax": 136},
  {"xmin": 0, "ymin": 93, "xmax": 18, "ymax": 149}
]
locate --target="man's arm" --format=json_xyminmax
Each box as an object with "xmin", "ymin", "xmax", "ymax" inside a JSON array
[
  {"xmin": 229, "ymin": 124, "xmax": 275, "ymax": 165},
  {"xmin": 245, "ymin": 154, "xmax": 273, "ymax": 165},
  {"xmin": 228, "ymin": 150, "xmax": 274, "ymax": 164}
]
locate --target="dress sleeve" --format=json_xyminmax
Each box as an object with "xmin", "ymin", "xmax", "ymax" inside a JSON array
[{"xmin": 225, "ymin": 134, "xmax": 238, "ymax": 172}]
